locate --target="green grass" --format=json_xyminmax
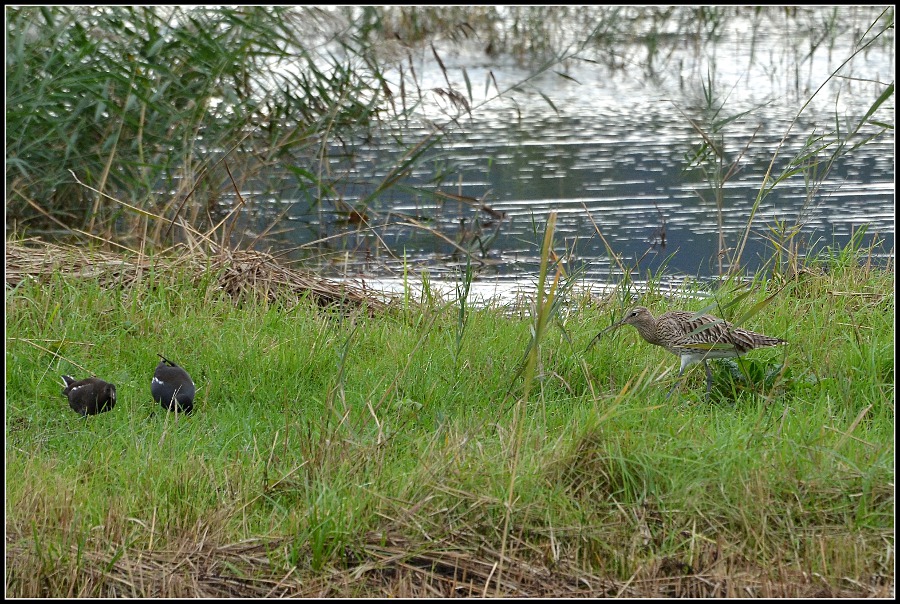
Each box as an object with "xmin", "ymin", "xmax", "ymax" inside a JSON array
[{"xmin": 5, "ymin": 243, "xmax": 894, "ymax": 597}]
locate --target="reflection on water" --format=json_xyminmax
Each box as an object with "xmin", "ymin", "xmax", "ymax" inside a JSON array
[{"xmin": 227, "ymin": 7, "xmax": 894, "ymax": 302}]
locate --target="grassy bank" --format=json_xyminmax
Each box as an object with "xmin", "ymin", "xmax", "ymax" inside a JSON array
[{"xmin": 5, "ymin": 240, "xmax": 894, "ymax": 597}]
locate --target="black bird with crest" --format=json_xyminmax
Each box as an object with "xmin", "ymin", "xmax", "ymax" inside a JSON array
[{"xmin": 151, "ymin": 354, "xmax": 195, "ymax": 414}]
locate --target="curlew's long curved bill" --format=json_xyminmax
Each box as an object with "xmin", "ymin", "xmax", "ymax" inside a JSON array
[{"xmin": 584, "ymin": 315, "xmax": 629, "ymax": 352}]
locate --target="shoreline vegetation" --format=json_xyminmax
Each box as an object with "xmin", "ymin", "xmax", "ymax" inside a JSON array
[
  {"xmin": 7, "ymin": 7, "xmax": 893, "ymax": 278},
  {"xmin": 5, "ymin": 235, "xmax": 893, "ymax": 597}
]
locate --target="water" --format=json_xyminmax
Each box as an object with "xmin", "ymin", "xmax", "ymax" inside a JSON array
[{"xmin": 228, "ymin": 7, "xmax": 894, "ymax": 302}]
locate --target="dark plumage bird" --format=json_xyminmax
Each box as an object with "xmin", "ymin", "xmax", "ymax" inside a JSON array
[
  {"xmin": 61, "ymin": 375, "xmax": 117, "ymax": 416},
  {"xmin": 151, "ymin": 354, "xmax": 195, "ymax": 414}
]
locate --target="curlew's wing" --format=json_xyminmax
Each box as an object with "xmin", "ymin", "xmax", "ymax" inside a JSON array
[
  {"xmin": 659, "ymin": 311, "xmax": 746, "ymax": 352},
  {"xmin": 661, "ymin": 311, "xmax": 783, "ymax": 354}
]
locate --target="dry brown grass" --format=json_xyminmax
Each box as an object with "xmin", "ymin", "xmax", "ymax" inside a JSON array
[
  {"xmin": 5, "ymin": 238, "xmax": 391, "ymax": 312},
  {"xmin": 6, "ymin": 526, "xmax": 890, "ymax": 598}
]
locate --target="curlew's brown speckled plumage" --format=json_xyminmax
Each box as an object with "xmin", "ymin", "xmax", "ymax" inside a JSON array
[{"xmin": 591, "ymin": 306, "xmax": 787, "ymax": 395}]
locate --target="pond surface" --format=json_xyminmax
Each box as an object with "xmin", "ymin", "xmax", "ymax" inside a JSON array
[{"xmin": 230, "ymin": 7, "xmax": 894, "ymax": 301}]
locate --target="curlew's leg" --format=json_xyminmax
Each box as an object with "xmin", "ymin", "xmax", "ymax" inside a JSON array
[
  {"xmin": 704, "ymin": 360, "xmax": 714, "ymax": 395},
  {"xmin": 666, "ymin": 367, "xmax": 686, "ymax": 399}
]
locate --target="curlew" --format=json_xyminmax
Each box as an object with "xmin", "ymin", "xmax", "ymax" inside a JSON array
[{"xmin": 589, "ymin": 306, "xmax": 787, "ymax": 396}]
